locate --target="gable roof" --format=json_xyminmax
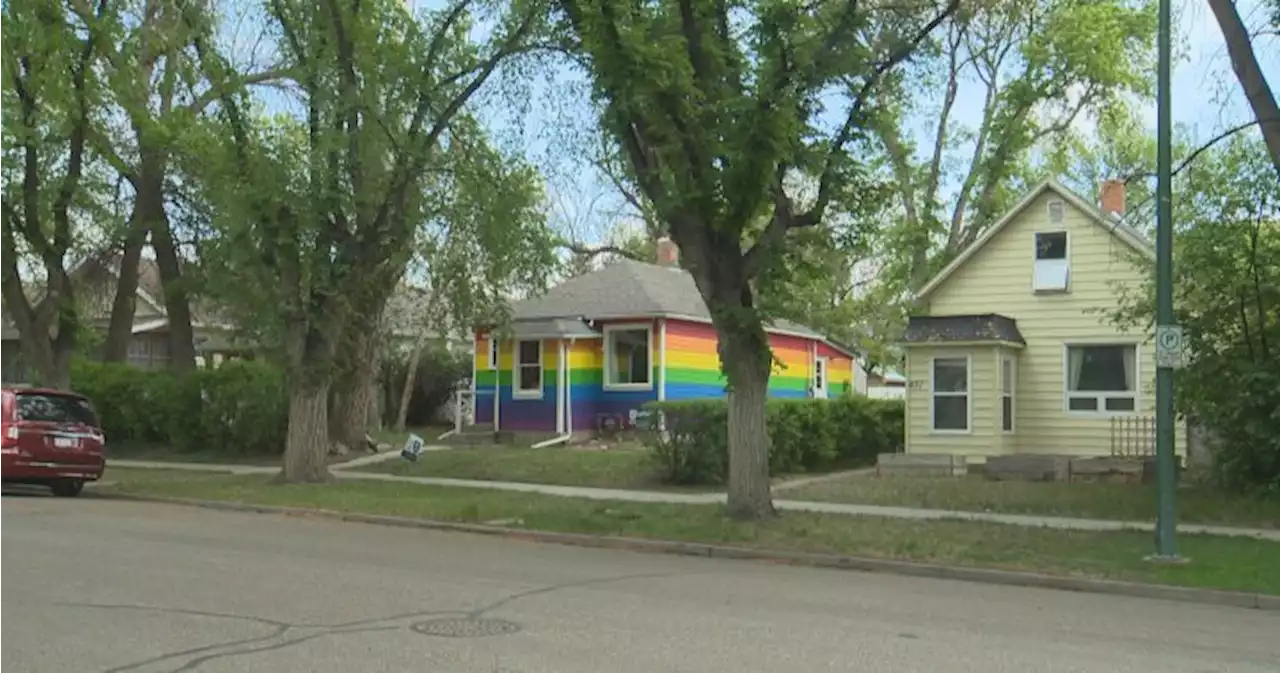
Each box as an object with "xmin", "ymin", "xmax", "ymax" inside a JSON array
[
  {"xmin": 915, "ymin": 179, "xmax": 1156, "ymax": 301},
  {"xmin": 510, "ymin": 258, "xmax": 857, "ymax": 355}
]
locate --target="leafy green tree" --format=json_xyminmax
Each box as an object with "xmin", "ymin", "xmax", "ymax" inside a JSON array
[
  {"xmin": 1110, "ymin": 135, "xmax": 1279, "ymax": 491},
  {"xmin": 1, "ymin": 0, "xmax": 115, "ymax": 389},
  {"xmin": 371, "ymin": 132, "xmax": 555, "ymax": 445},
  {"xmin": 870, "ymin": 0, "xmax": 1158, "ymax": 292},
  {"xmin": 558, "ymin": 0, "xmax": 958, "ymax": 517},
  {"xmin": 69, "ymin": 0, "xmax": 282, "ymax": 367},
  {"xmin": 191, "ymin": 0, "xmax": 549, "ymax": 481}
]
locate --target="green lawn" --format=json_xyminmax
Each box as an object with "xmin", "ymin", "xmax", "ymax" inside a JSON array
[
  {"xmin": 788, "ymin": 473, "xmax": 1280, "ymax": 530},
  {"xmin": 106, "ymin": 442, "xmax": 282, "ymax": 466},
  {"xmin": 356, "ymin": 445, "xmax": 689, "ymax": 490},
  {"xmin": 98, "ymin": 467, "xmax": 1280, "ymax": 596}
]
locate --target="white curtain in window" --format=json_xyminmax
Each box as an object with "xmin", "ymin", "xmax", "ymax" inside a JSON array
[
  {"xmin": 1068, "ymin": 349, "xmax": 1084, "ymax": 390},
  {"xmin": 1122, "ymin": 347, "xmax": 1136, "ymax": 390}
]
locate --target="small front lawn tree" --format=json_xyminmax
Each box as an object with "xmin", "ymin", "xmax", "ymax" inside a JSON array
[{"xmin": 558, "ymin": 0, "xmax": 957, "ymax": 517}]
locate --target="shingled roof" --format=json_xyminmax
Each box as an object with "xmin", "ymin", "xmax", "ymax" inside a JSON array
[
  {"xmin": 512, "ymin": 258, "xmax": 823, "ymax": 339},
  {"xmin": 903, "ymin": 314, "xmax": 1026, "ymax": 346}
]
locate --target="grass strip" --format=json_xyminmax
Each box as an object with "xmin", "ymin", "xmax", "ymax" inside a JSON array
[{"xmin": 100, "ymin": 467, "xmax": 1280, "ymax": 596}]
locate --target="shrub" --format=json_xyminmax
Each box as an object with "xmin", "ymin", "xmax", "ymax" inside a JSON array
[
  {"xmin": 70, "ymin": 358, "xmax": 288, "ymax": 457},
  {"xmin": 378, "ymin": 343, "xmax": 471, "ymax": 427},
  {"xmin": 639, "ymin": 400, "xmax": 729, "ymax": 485},
  {"xmin": 70, "ymin": 360, "xmax": 175, "ymax": 443},
  {"xmin": 197, "ymin": 360, "xmax": 288, "ymax": 456},
  {"xmin": 640, "ymin": 396, "xmax": 905, "ymax": 485}
]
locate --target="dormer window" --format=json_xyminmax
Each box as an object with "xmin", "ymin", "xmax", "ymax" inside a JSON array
[{"xmin": 1033, "ymin": 231, "xmax": 1069, "ymax": 292}]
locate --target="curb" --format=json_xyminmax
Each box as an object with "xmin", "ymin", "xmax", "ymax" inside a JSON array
[{"xmin": 90, "ymin": 491, "xmax": 1278, "ymax": 612}]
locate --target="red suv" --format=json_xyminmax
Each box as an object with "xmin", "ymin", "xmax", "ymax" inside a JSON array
[{"xmin": 1, "ymin": 386, "xmax": 106, "ymax": 497}]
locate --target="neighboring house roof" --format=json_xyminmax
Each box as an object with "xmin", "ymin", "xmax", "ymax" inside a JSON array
[
  {"xmin": 381, "ymin": 285, "xmax": 474, "ymax": 342},
  {"xmin": 903, "ymin": 314, "xmax": 1026, "ymax": 346},
  {"xmin": 915, "ymin": 179, "xmax": 1156, "ymax": 301},
  {"xmin": 868, "ymin": 369, "xmax": 906, "ymax": 386},
  {"xmin": 508, "ymin": 258, "xmax": 857, "ymax": 357}
]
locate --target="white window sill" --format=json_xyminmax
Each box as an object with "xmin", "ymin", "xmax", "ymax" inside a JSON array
[
  {"xmin": 512, "ymin": 389, "xmax": 543, "ymax": 400},
  {"xmin": 930, "ymin": 428, "xmax": 972, "ymax": 435},
  {"xmin": 603, "ymin": 382, "xmax": 654, "ymax": 392}
]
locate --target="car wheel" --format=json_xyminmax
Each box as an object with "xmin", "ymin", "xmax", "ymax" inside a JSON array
[{"xmin": 51, "ymin": 479, "xmax": 84, "ymax": 497}]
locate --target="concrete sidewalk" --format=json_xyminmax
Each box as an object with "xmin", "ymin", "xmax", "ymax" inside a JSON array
[{"xmin": 107, "ymin": 459, "xmax": 1280, "ymax": 542}]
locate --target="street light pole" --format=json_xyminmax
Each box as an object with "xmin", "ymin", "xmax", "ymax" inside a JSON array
[{"xmin": 1153, "ymin": 0, "xmax": 1178, "ymax": 559}]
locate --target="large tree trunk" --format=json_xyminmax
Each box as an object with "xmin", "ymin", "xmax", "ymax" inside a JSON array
[
  {"xmin": 278, "ymin": 380, "xmax": 333, "ymax": 482},
  {"xmin": 1207, "ymin": 0, "xmax": 1280, "ymax": 178},
  {"xmin": 105, "ymin": 154, "xmax": 167, "ymax": 362},
  {"xmin": 395, "ymin": 344, "xmax": 422, "ymax": 431},
  {"xmin": 151, "ymin": 213, "xmax": 198, "ymax": 371},
  {"xmin": 102, "ymin": 225, "xmax": 146, "ymax": 362},
  {"xmin": 333, "ymin": 328, "xmax": 380, "ymax": 452},
  {"xmin": 718, "ymin": 329, "xmax": 776, "ymax": 519}
]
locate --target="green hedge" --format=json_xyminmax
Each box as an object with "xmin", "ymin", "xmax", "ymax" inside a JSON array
[
  {"xmin": 70, "ymin": 359, "xmax": 288, "ymax": 456},
  {"xmin": 640, "ymin": 396, "xmax": 905, "ymax": 486}
]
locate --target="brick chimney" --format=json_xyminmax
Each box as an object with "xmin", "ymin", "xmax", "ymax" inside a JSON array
[
  {"xmin": 1100, "ymin": 179, "xmax": 1126, "ymax": 217},
  {"xmin": 655, "ymin": 236, "xmax": 679, "ymax": 267}
]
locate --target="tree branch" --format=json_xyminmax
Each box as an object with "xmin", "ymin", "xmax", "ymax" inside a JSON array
[
  {"xmin": 559, "ymin": 241, "xmax": 643, "ymax": 262},
  {"xmin": 742, "ymin": 0, "xmax": 959, "ymax": 278}
]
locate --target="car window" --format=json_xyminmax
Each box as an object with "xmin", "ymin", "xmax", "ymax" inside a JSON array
[{"xmin": 15, "ymin": 394, "xmax": 98, "ymax": 427}]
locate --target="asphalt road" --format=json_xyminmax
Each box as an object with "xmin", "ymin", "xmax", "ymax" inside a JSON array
[{"xmin": 3, "ymin": 494, "xmax": 1278, "ymax": 673}]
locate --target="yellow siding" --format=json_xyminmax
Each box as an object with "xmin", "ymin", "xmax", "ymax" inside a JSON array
[
  {"xmin": 922, "ymin": 191, "xmax": 1184, "ymax": 457},
  {"xmin": 905, "ymin": 345, "xmax": 1000, "ymax": 456}
]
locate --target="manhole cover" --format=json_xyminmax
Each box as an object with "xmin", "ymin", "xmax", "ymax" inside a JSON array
[{"xmin": 411, "ymin": 617, "xmax": 521, "ymax": 638}]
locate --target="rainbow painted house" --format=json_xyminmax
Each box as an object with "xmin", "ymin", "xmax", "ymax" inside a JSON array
[{"xmin": 471, "ymin": 240, "xmax": 865, "ymax": 440}]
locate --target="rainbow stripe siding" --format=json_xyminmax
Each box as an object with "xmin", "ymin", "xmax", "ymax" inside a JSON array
[{"xmin": 473, "ymin": 319, "xmax": 856, "ymax": 433}]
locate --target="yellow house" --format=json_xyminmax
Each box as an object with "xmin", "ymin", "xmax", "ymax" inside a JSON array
[{"xmin": 902, "ymin": 179, "xmax": 1184, "ymax": 462}]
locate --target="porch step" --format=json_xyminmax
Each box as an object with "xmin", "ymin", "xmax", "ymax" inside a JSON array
[
  {"xmin": 876, "ymin": 453, "xmax": 967, "ymax": 477},
  {"xmin": 983, "ymin": 455, "xmax": 1072, "ymax": 482}
]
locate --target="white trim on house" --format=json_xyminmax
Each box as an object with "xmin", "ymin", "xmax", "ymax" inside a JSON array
[
  {"xmin": 1001, "ymin": 355, "xmax": 1016, "ymax": 434},
  {"xmin": 555, "ymin": 340, "xmax": 566, "ymax": 433},
  {"xmin": 930, "ymin": 355, "xmax": 972, "ymax": 435},
  {"xmin": 915, "ymin": 179, "xmax": 1156, "ymax": 301},
  {"xmin": 488, "ymin": 334, "xmax": 498, "ymax": 370},
  {"xmin": 657, "ymin": 319, "xmax": 667, "ymax": 401},
  {"xmin": 602, "ymin": 322, "xmax": 655, "ymax": 391},
  {"xmin": 130, "ymin": 318, "xmax": 170, "ymax": 334},
  {"xmin": 1060, "ymin": 341, "xmax": 1142, "ymax": 417},
  {"xmin": 1031, "ymin": 228, "xmax": 1071, "ymax": 293},
  {"xmin": 513, "ymin": 338, "xmax": 544, "ymax": 400},
  {"xmin": 814, "ymin": 356, "xmax": 829, "ymax": 399}
]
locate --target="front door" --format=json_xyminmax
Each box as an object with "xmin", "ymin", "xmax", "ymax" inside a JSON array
[{"xmin": 814, "ymin": 357, "xmax": 829, "ymax": 399}]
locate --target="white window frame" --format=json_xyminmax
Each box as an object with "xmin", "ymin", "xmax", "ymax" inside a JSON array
[
  {"xmin": 813, "ymin": 356, "xmax": 829, "ymax": 399},
  {"xmin": 1001, "ymin": 356, "xmax": 1015, "ymax": 433},
  {"xmin": 1061, "ymin": 342, "xmax": 1140, "ymax": 416},
  {"xmin": 513, "ymin": 339, "xmax": 543, "ymax": 399},
  {"xmin": 602, "ymin": 322, "xmax": 654, "ymax": 391},
  {"xmin": 488, "ymin": 334, "xmax": 499, "ymax": 370},
  {"xmin": 1032, "ymin": 230, "xmax": 1070, "ymax": 293},
  {"xmin": 930, "ymin": 355, "xmax": 971, "ymax": 434}
]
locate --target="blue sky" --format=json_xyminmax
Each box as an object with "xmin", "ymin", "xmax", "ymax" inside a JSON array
[
  {"xmin": 513, "ymin": 0, "xmax": 1280, "ymax": 244},
  {"xmin": 241, "ymin": 0, "xmax": 1279, "ymax": 244}
]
